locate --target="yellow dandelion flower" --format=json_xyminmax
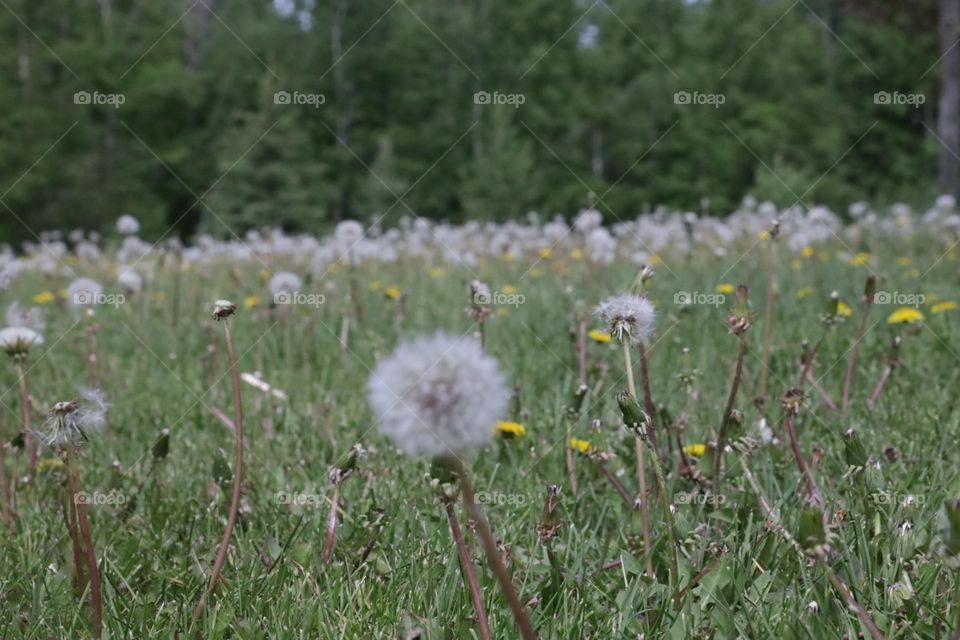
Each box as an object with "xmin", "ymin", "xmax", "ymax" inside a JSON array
[
  {"xmin": 932, "ymin": 301, "xmax": 957, "ymax": 314},
  {"xmin": 790, "ymin": 259, "xmax": 802, "ymax": 270},
  {"xmin": 384, "ymin": 286, "xmax": 401, "ymax": 300},
  {"xmin": 33, "ymin": 291, "xmax": 55, "ymax": 305},
  {"xmin": 35, "ymin": 458, "xmax": 65, "ymax": 473},
  {"xmin": 925, "ymin": 293, "xmax": 941, "ymax": 304},
  {"xmin": 796, "ymin": 287, "xmax": 813, "ymax": 300},
  {"xmin": 429, "ymin": 267, "xmax": 446, "ymax": 278},
  {"xmin": 329, "ymin": 263, "xmax": 342, "ymax": 273},
  {"xmin": 716, "ymin": 283, "xmax": 734, "ymax": 295},
  {"xmin": 649, "ymin": 255, "xmax": 662, "ymax": 266},
  {"xmin": 244, "ymin": 295, "xmax": 259, "ymax": 309},
  {"xmin": 368, "ymin": 281, "xmax": 382, "ymax": 291},
  {"xmin": 57, "ymin": 288, "xmax": 68, "ymax": 300},
  {"xmin": 502, "ymin": 253, "xmax": 514, "ymax": 263},
  {"xmin": 837, "ymin": 302, "xmax": 853, "ymax": 317},
  {"xmin": 495, "ymin": 421, "xmax": 526, "ymax": 438},
  {"xmin": 897, "ymin": 256, "xmax": 912, "ymax": 267},
  {"xmin": 502, "ymin": 285, "xmax": 517, "ymax": 295},
  {"xmin": 906, "ymin": 268, "xmax": 921, "ymax": 278},
  {"xmin": 568, "ymin": 438, "xmax": 592, "ymax": 453},
  {"xmin": 682, "ymin": 443, "xmax": 707, "ymax": 458},
  {"xmin": 759, "ymin": 230, "xmax": 770, "ymax": 241},
  {"xmin": 571, "ymin": 248, "xmax": 584, "ymax": 260},
  {"xmin": 538, "ymin": 248, "xmax": 553, "ymax": 259},
  {"xmin": 886, "ymin": 307, "xmax": 924, "ymax": 324},
  {"xmin": 495, "ymin": 308, "xmax": 509, "ymax": 317},
  {"xmin": 588, "ymin": 329, "xmax": 612, "ymax": 344},
  {"xmin": 259, "ymin": 269, "xmax": 271, "ymax": 282},
  {"xmin": 801, "ymin": 246, "xmax": 815, "ymax": 258},
  {"xmin": 849, "ymin": 252, "xmax": 871, "ymax": 267},
  {"xmin": 529, "ymin": 267, "xmax": 544, "ymax": 278}
]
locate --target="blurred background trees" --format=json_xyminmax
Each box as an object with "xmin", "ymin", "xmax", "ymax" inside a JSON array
[{"xmin": 0, "ymin": 0, "xmax": 949, "ymax": 243}]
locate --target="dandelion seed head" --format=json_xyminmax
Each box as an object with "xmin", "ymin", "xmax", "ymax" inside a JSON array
[
  {"xmin": 6, "ymin": 302, "xmax": 45, "ymax": 333},
  {"xmin": 0, "ymin": 326, "xmax": 44, "ymax": 357},
  {"xmin": 367, "ymin": 332, "xmax": 510, "ymax": 457},
  {"xmin": 66, "ymin": 278, "xmax": 103, "ymax": 309},
  {"xmin": 594, "ymin": 294, "xmax": 655, "ymax": 344},
  {"xmin": 44, "ymin": 387, "xmax": 109, "ymax": 447},
  {"xmin": 268, "ymin": 271, "xmax": 302, "ymax": 296}
]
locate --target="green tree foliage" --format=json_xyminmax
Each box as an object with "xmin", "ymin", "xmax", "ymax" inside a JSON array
[{"xmin": 0, "ymin": 0, "xmax": 943, "ymax": 244}]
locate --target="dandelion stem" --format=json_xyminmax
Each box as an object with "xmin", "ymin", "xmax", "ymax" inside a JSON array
[
  {"xmin": 0, "ymin": 439, "xmax": 13, "ymax": 526},
  {"xmin": 595, "ymin": 460, "xmax": 634, "ymax": 507},
  {"xmin": 453, "ymin": 460, "xmax": 536, "ymax": 640},
  {"xmin": 576, "ymin": 320, "xmax": 587, "ymax": 386},
  {"xmin": 842, "ymin": 297, "xmax": 873, "ymax": 412},
  {"xmin": 622, "ymin": 340, "xmax": 654, "ymax": 578},
  {"xmin": 322, "ymin": 484, "xmax": 341, "ymax": 565},
  {"xmin": 637, "ymin": 341, "xmax": 658, "ymax": 450},
  {"xmin": 193, "ymin": 321, "xmax": 245, "ymax": 630},
  {"xmin": 66, "ymin": 448, "xmax": 102, "ymax": 639},
  {"xmin": 444, "ymin": 499, "xmax": 492, "ymax": 640},
  {"xmin": 16, "ymin": 360, "xmax": 36, "ymax": 472},
  {"xmin": 339, "ymin": 316, "xmax": 350, "ymax": 365},
  {"xmin": 759, "ymin": 242, "xmax": 776, "ymax": 399},
  {"xmin": 713, "ymin": 338, "xmax": 746, "ymax": 491},
  {"xmin": 783, "ymin": 413, "xmax": 824, "ymax": 509},
  {"xmin": 868, "ymin": 365, "xmax": 892, "ymax": 410}
]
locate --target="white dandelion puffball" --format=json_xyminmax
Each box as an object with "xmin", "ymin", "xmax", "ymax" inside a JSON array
[
  {"xmin": 5, "ymin": 302, "xmax": 45, "ymax": 333},
  {"xmin": 67, "ymin": 278, "xmax": 104, "ymax": 308},
  {"xmin": 594, "ymin": 294, "xmax": 656, "ymax": 344},
  {"xmin": 117, "ymin": 266, "xmax": 143, "ymax": 293},
  {"xmin": 335, "ymin": 220, "xmax": 365, "ymax": 245},
  {"xmin": 44, "ymin": 387, "xmax": 109, "ymax": 446},
  {"xmin": 116, "ymin": 214, "xmax": 140, "ymax": 236},
  {"xmin": 0, "ymin": 326, "xmax": 44, "ymax": 356},
  {"xmin": 367, "ymin": 332, "xmax": 510, "ymax": 457},
  {"xmin": 268, "ymin": 271, "xmax": 302, "ymax": 296}
]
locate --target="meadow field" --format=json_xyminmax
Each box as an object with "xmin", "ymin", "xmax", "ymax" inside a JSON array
[{"xmin": 1, "ymin": 203, "xmax": 960, "ymax": 639}]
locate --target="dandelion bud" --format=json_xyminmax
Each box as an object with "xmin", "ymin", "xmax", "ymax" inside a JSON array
[
  {"xmin": 826, "ymin": 291, "xmax": 840, "ymax": 317},
  {"xmin": 330, "ymin": 443, "xmax": 365, "ymax": 484},
  {"xmin": 725, "ymin": 285, "xmax": 752, "ymax": 335},
  {"xmin": 152, "ymin": 429, "xmax": 170, "ymax": 460},
  {"xmin": 843, "ymin": 429, "xmax": 868, "ymax": 469},
  {"xmin": 566, "ymin": 384, "xmax": 588, "ymax": 418},
  {"xmin": 617, "ymin": 390, "xmax": 648, "ymax": 437},
  {"xmin": 863, "ymin": 275, "xmax": 877, "ymax": 302}
]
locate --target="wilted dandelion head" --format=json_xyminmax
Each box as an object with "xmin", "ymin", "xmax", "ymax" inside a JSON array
[
  {"xmin": 367, "ymin": 332, "xmax": 510, "ymax": 457},
  {"xmin": 594, "ymin": 294, "xmax": 655, "ymax": 344},
  {"xmin": 212, "ymin": 299, "xmax": 237, "ymax": 321},
  {"xmin": 66, "ymin": 277, "xmax": 103, "ymax": 309},
  {"xmin": 43, "ymin": 387, "xmax": 109, "ymax": 447},
  {"xmin": 116, "ymin": 214, "xmax": 140, "ymax": 236},
  {"xmin": 268, "ymin": 271, "xmax": 302, "ymax": 296}
]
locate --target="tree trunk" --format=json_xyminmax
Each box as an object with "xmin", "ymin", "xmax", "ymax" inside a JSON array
[
  {"xmin": 184, "ymin": 0, "xmax": 222, "ymax": 72},
  {"xmin": 939, "ymin": 0, "xmax": 960, "ymax": 196}
]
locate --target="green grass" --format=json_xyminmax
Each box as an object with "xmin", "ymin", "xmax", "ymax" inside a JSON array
[{"xmin": 1, "ymin": 242, "xmax": 959, "ymax": 639}]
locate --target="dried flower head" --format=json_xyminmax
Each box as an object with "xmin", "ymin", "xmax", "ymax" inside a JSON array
[
  {"xmin": 594, "ymin": 294, "xmax": 655, "ymax": 344},
  {"xmin": 367, "ymin": 332, "xmax": 510, "ymax": 457},
  {"xmin": 0, "ymin": 326, "xmax": 44, "ymax": 358},
  {"xmin": 43, "ymin": 388, "xmax": 109, "ymax": 447},
  {"xmin": 212, "ymin": 300, "xmax": 237, "ymax": 321}
]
